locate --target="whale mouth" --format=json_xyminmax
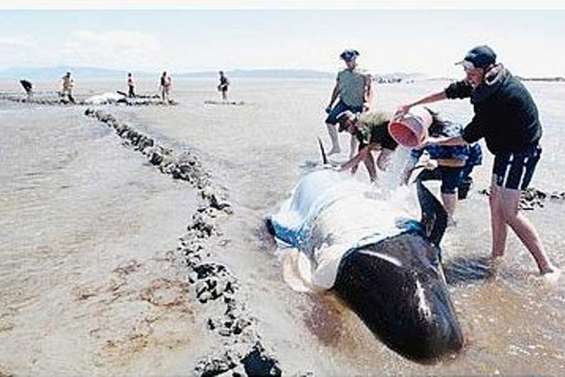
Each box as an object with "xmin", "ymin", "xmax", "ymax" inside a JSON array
[{"xmin": 332, "ymin": 233, "xmax": 464, "ymax": 363}]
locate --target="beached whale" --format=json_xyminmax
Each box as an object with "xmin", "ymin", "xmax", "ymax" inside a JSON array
[
  {"xmin": 266, "ymin": 169, "xmax": 464, "ymax": 363},
  {"xmin": 84, "ymin": 92, "xmax": 126, "ymax": 105}
]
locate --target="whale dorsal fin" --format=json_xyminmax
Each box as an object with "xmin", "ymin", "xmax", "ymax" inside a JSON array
[
  {"xmin": 317, "ymin": 137, "xmax": 328, "ymax": 165},
  {"xmin": 416, "ymin": 179, "xmax": 447, "ymax": 246}
]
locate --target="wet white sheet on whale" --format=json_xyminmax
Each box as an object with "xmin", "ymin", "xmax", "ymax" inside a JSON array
[{"xmin": 270, "ymin": 169, "xmax": 418, "ymax": 292}]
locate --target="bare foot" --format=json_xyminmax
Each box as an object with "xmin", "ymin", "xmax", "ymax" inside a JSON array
[
  {"xmin": 488, "ymin": 255, "xmax": 504, "ymax": 273},
  {"xmin": 541, "ymin": 267, "xmax": 561, "ymax": 285}
]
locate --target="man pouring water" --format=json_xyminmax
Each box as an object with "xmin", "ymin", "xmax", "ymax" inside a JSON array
[{"xmin": 396, "ymin": 45, "xmax": 559, "ymax": 278}]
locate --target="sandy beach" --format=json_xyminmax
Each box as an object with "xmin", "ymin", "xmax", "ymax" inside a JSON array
[{"xmin": 1, "ymin": 77, "xmax": 565, "ymax": 376}]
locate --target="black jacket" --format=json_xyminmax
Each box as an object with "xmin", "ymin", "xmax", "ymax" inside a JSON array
[{"xmin": 444, "ymin": 66, "xmax": 542, "ymax": 154}]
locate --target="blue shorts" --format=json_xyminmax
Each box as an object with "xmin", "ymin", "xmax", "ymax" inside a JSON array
[
  {"xmin": 492, "ymin": 145, "xmax": 541, "ymax": 190},
  {"xmin": 325, "ymin": 101, "xmax": 363, "ymax": 125}
]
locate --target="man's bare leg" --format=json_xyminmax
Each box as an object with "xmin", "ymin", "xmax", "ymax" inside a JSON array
[
  {"xmin": 490, "ymin": 183, "xmax": 509, "ymax": 259},
  {"xmin": 499, "ymin": 187, "xmax": 559, "ymax": 275},
  {"xmin": 363, "ymin": 151, "xmax": 377, "ymax": 182},
  {"xmin": 376, "ymin": 148, "xmax": 394, "ymax": 171},
  {"xmin": 326, "ymin": 123, "xmax": 341, "ymax": 155},
  {"xmin": 349, "ymin": 134, "xmax": 359, "ymax": 159},
  {"xmin": 441, "ymin": 193, "xmax": 457, "ymax": 226}
]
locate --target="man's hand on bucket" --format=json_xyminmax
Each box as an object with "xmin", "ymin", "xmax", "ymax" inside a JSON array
[{"xmin": 394, "ymin": 104, "xmax": 411, "ymax": 117}]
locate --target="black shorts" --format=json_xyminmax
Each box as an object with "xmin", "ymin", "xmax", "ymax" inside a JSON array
[
  {"xmin": 492, "ymin": 145, "xmax": 541, "ymax": 190},
  {"xmin": 416, "ymin": 166, "xmax": 464, "ymax": 194},
  {"xmin": 325, "ymin": 101, "xmax": 363, "ymax": 125},
  {"xmin": 364, "ymin": 125, "xmax": 398, "ymax": 151}
]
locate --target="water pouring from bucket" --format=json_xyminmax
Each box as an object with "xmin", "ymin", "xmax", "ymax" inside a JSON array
[{"xmin": 388, "ymin": 106, "xmax": 432, "ymax": 148}]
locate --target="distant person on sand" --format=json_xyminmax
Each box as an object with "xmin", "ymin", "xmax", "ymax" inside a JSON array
[
  {"xmin": 61, "ymin": 72, "xmax": 75, "ymax": 104},
  {"xmin": 160, "ymin": 71, "xmax": 172, "ymax": 103},
  {"xmin": 127, "ymin": 73, "xmax": 136, "ymax": 98},
  {"xmin": 337, "ymin": 110, "xmax": 397, "ymax": 182},
  {"xmin": 325, "ymin": 49, "xmax": 373, "ymax": 157},
  {"xmin": 401, "ymin": 109, "xmax": 482, "ymax": 226},
  {"xmin": 217, "ymin": 71, "xmax": 230, "ymax": 101},
  {"xmin": 19, "ymin": 79, "xmax": 33, "ymax": 97},
  {"xmin": 397, "ymin": 45, "xmax": 560, "ymax": 278}
]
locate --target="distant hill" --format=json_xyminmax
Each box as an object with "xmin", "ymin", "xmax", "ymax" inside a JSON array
[
  {"xmin": 515, "ymin": 76, "xmax": 565, "ymax": 82},
  {"xmin": 177, "ymin": 69, "xmax": 334, "ymax": 79},
  {"xmin": 2, "ymin": 66, "xmax": 563, "ymax": 82},
  {"xmin": 4, "ymin": 65, "xmax": 503, "ymax": 82}
]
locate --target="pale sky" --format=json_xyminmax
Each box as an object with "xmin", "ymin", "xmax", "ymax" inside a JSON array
[{"xmin": 1, "ymin": 6, "xmax": 564, "ymax": 77}]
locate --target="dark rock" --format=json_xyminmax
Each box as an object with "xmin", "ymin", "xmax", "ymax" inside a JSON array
[
  {"xmin": 201, "ymin": 186, "xmax": 232, "ymax": 210},
  {"xmin": 188, "ymin": 212, "xmax": 216, "ymax": 236},
  {"xmin": 194, "ymin": 352, "xmax": 238, "ymax": 377},
  {"xmin": 198, "ymin": 291, "xmax": 212, "ymax": 303},
  {"xmin": 82, "ymin": 109, "xmax": 273, "ymax": 375},
  {"xmin": 241, "ymin": 342, "xmax": 282, "ymax": 377},
  {"xmin": 149, "ymin": 151, "xmax": 164, "ymax": 165},
  {"xmin": 479, "ymin": 186, "xmax": 564, "ymax": 210}
]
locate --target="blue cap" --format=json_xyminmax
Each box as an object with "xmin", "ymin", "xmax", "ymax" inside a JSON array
[{"xmin": 340, "ymin": 49, "xmax": 360, "ymax": 61}]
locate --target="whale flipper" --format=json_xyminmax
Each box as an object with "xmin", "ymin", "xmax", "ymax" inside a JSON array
[{"xmin": 416, "ymin": 179, "xmax": 447, "ymax": 246}]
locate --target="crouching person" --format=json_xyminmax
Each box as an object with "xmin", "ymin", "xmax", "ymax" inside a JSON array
[
  {"xmin": 337, "ymin": 110, "xmax": 398, "ymax": 182},
  {"xmin": 20, "ymin": 80, "xmax": 33, "ymax": 97},
  {"xmin": 402, "ymin": 110, "xmax": 482, "ymax": 226}
]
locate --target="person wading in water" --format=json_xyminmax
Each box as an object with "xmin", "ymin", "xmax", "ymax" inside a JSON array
[{"xmin": 397, "ymin": 45, "xmax": 560, "ymax": 279}]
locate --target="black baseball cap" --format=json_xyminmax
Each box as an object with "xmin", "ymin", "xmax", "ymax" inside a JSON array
[
  {"xmin": 340, "ymin": 49, "xmax": 360, "ymax": 61},
  {"xmin": 455, "ymin": 45, "xmax": 497, "ymax": 69}
]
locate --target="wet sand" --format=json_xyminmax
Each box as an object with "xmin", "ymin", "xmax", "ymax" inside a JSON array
[
  {"xmin": 1, "ymin": 79, "xmax": 565, "ymax": 376},
  {"xmin": 0, "ymin": 106, "xmax": 201, "ymax": 375},
  {"xmin": 0, "ymin": 102, "xmax": 282, "ymax": 377}
]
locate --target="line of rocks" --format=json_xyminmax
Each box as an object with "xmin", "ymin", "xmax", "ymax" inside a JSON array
[
  {"xmin": 204, "ymin": 100, "xmax": 246, "ymax": 106},
  {"xmin": 0, "ymin": 93, "xmax": 177, "ymax": 106},
  {"xmin": 479, "ymin": 187, "xmax": 565, "ymax": 210},
  {"xmin": 84, "ymin": 109, "xmax": 282, "ymax": 377}
]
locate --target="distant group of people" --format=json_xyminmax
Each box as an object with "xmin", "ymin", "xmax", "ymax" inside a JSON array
[
  {"xmin": 323, "ymin": 46, "xmax": 559, "ymax": 277},
  {"xmin": 19, "ymin": 69, "xmax": 231, "ymax": 104},
  {"xmin": 21, "ymin": 71, "xmax": 76, "ymax": 102}
]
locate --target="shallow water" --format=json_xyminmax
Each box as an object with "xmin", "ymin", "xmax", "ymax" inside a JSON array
[
  {"xmin": 0, "ymin": 103, "xmax": 207, "ymax": 376},
  {"xmin": 1, "ymin": 78, "xmax": 565, "ymax": 376}
]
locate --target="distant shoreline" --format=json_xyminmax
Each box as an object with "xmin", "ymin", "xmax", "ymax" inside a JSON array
[
  {"xmin": 4, "ymin": 66, "xmax": 562, "ymax": 82},
  {"xmin": 515, "ymin": 76, "xmax": 565, "ymax": 82}
]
